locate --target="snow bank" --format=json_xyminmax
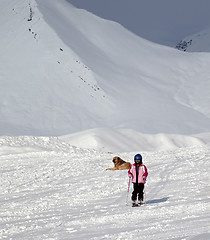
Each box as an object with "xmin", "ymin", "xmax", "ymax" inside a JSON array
[{"xmin": 60, "ymin": 128, "xmax": 210, "ymax": 152}]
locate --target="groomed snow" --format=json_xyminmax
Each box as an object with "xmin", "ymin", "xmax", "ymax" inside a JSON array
[{"xmin": 0, "ymin": 136, "xmax": 209, "ymax": 239}]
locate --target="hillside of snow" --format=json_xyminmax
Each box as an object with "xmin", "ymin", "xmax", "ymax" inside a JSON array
[
  {"xmin": 1, "ymin": 0, "xmax": 210, "ymax": 139},
  {"xmin": 0, "ymin": 0, "xmax": 115, "ymax": 136},
  {"xmin": 0, "ymin": 136, "xmax": 209, "ymax": 239}
]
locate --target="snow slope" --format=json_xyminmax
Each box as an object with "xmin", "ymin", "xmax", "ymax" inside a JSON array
[
  {"xmin": 0, "ymin": 0, "xmax": 114, "ymax": 136},
  {"xmin": 0, "ymin": 136, "xmax": 209, "ymax": 239},
  {"xmin": 1, "ymin": 0, "xmax": 210, "ymax": 137}
]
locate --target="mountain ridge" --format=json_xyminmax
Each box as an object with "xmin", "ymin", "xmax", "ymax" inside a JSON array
[{"xmin": 0, "ymin": 0, "xmax": 210, "ymax": 137}]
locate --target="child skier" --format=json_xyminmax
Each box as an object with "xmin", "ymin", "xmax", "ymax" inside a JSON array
[{"xmin": 128, "ymin": 154, "xmax": 148, "ymax": 206}]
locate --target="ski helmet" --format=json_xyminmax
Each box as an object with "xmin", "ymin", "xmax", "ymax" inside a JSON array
[
  {"xmin": 134, "ymin": 154, "xmax": 142, "ymax": 160},
  {"xmin": 134, "ymin": 154, "xmax": 142, "ymax": 164}
]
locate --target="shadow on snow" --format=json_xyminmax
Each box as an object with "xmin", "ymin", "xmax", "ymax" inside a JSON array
[{"xmin": 145, "ymin": 197, "xmax": 169, "ymax": 205}]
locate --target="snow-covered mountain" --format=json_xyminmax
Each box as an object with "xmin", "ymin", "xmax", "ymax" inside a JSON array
[
  {"xmin": 0, "ymin": 0, "xmax": 115, "ymax": 136},
  {"xmin": 176, "ymin": 28, "xmax": 210, "ymax": 52},
  {"xmin": 67, "ymin": 0, "xmax": 210, "ymax": 47},
  {"xmin": 69, "ymin": 0, "xmax": 210, "ymax": 53},
  {"xmin": 1, "ymin": 0, "xmax": 210, "ymax": 139}
]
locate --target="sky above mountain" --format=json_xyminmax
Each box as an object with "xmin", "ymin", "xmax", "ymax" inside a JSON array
[{"xmin": 67, "ymin": 0, "xmax": 210, "ymax": 47}]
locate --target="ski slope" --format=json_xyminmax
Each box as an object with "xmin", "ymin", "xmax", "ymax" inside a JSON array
[
  {"xmin": 0, "ymin": 1, "xmax": 210, "ymax": 239},
  {"xmin": 0, "ymin": 136, "xmax": 209, "ymax": 239}
]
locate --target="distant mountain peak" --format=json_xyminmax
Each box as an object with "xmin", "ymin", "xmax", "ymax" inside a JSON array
[
  {"xmin": 175, "ymin": 28, "xmax": 210, "ymax": 52},
  {"xmin": 175, "ymin": 39, "xmax": 192, "ymax": 51}
]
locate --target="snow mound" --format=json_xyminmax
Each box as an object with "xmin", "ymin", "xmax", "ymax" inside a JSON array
[{"xmin": 60, "ymin": 128, "xmax": 210, "ymax": 152}]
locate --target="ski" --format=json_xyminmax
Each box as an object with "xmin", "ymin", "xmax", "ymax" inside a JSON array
[
  {"xmin": 132, "ymin": 201, "xmax": 144, "ymax": 207},
  {"xmin": 132, "ymin": 204, "xmax": 139, "ymax": 207}
]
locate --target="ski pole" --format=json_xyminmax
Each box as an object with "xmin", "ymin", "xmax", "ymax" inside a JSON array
[
  {"xmin": 126, "ymin": 177, "xmax": 131, "ymax": 205},
  {"xmin": 144, "ymin": 184, "xmax": 146, "ymax": 204}
]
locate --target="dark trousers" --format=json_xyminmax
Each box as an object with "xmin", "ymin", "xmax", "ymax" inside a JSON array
[{"xmin": 132, "ymin": 183, "xmax": 144, "ymax": 201}]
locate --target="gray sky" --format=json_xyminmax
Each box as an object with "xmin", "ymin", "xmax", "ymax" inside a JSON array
[{"xmin": 67, "ymin": 0, "xmax": 210, "ymax": 46}]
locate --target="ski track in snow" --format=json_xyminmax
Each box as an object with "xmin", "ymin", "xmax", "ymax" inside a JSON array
[{"xmin": 0, "ymin": 137, "xmax": 209, "ymax": 240}]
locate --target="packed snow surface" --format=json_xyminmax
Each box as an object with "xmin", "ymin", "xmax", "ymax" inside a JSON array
[{"xmin": 0, "ymin": 136, "xmax": 210, "ymax": 240}]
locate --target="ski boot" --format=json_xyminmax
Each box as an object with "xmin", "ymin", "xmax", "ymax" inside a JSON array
[{"xmin": 132, "ymin": 201, "xmax": 138, "ymax": 207}]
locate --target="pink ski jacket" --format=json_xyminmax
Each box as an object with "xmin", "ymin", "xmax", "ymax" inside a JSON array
[{"xmin": 128, "ymin": 163, "xmax": 148, "ymax": 184}]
